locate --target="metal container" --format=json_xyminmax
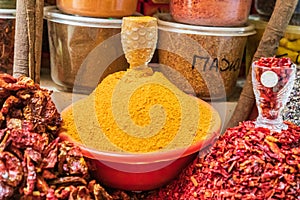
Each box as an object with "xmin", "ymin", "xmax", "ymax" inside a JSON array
[
  {"xmin": 170, "ymin": 0, "xmax": 252, "ymax": 26},
  {"xmin": 57, "ymin": 0, "xmax": 138, "ymax": 18},
  {"xmin": 44, "ymin": 6, "xmax": 129, "ymax": 94},
  {"xmin": 156, "ymin": 13, "xmax": 256, "ymax": 100}
]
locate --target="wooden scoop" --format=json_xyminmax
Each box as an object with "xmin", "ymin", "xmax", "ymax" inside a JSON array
[{"xmin": 121, "ymin": 16, "xmax": 157, "ymax": 76}]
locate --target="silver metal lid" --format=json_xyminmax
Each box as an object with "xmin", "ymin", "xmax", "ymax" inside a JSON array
[
  {"xmin": 0, "ymin": 8, "xmax": 15, "ymax": 19},
  {"xmin": 155, "ymin": 13, "xmax": 256, "ymax": 37}
]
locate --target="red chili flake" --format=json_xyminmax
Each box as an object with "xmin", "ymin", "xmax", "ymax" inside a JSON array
[
  {"xmin": 190, "ymin": 175, "xmax": 198, "ymax": 187},
  {"xmin": 147, "ymin": 121, "xmax": 300, "ymax": 200}
]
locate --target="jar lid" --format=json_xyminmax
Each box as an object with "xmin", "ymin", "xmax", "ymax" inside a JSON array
[
  {"xmin": 155, "ymin": 13, "xmax": 256, "ymax": 37},
  {"xmin": 0, "ymin": 8, "xmax": 15, "ymax": 19},
  {"xmin": 44, "ymin": 6, "xmax": 122, "ymax": 28}
]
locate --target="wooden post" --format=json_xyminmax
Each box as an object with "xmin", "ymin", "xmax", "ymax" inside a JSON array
[{"xmin": 13, "ymin": 0, "xmax": 44, "ymax": 83}]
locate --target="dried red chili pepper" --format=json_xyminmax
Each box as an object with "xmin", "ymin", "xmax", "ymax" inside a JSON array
[
  {"xmin": 22, "ymin": 154, "xmax": 37, "ymax": 195},
  {"xmin": 10, "ymin": 128, "xmax": 49, "ymax": 152},
  {"xmin": 70, "ymin": 185, "xmax": 90, "ymax": 199},
  {"xmin": 0, "ymin": 181, "xmax": 14, "ymax": 199},
  {"xmin": 57, "ymin": 141, "xmax": 89, "ymax": 177},
  {"xmin": 40, "ymin": 137, "xmax": 59, "ymax": 169},
  {"xmin": 0, "ymin": 74, "xmax": 119, "ymax": 199},
  {"xmin": 36, "ymin": 175, "xmax": 50, "ymax": 194},
  {"xmin": 25, "ymin": 148, "xmax": 42, "ymax": 163},
  {"xmin": 147, "ymin": 121, "xmax": 300, "ymax": 199},
  {"xmin": 0, "ymin": 151, "xmax": 23, "ymax": 187}
]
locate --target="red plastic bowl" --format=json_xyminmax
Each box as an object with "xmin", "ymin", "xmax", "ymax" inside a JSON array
[
  {"xmin": 59, "ymin": 96, "xmax": 221, "ymax": 191},
  {"xmin": 60, "ymin": 129, "xmax": 219, "ymax": 191}
]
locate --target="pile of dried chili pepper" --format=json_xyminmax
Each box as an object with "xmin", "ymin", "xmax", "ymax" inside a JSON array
[
  {"xmin": 147, "ymin": 121, "xmax": 300, "ymax": 199},
  {"xmin": 0, "ymin": 74, "xmax": 133, "ymax": 200}
]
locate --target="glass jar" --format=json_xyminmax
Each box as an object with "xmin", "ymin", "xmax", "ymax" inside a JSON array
[{"xmin": 252, "ymin": 57, "xmax": 296, "ymax": 132}]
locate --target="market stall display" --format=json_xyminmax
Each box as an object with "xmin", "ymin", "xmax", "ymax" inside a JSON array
[
  {"xmin": 146, "ymin": 121, "xmax": 300, "ymax": 199},
  {"xmin": 1, "ymin": 0, "xmax": 299, "ymax": 199},
  {"xmin": 0, "ymin": 66, "xmax": 299, "ymax": 198},
  {"xmin": 143, "ymin": 57, "xmax": 299, "ymax": 199},
  {"xmin": 0, "ymin": 73, "xmax": 137, "ymax": 199},
  {"xmin": 60, "ymin": 16, "xmax": 221, "ymax": 190}
]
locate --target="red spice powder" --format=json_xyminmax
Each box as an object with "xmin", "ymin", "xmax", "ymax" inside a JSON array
[
  {"xmin": 170, "ymin": 0, "xmax": 252, "ymax": 26},
  {"xmin": 147, "ymin": 121, "xmax": 300, "ymax": 199}
]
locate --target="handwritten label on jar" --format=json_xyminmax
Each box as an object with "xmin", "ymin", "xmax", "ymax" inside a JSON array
[
  {"xmin": 192, "ymin": 55, "xmax": 240, "ymax": 72},
  {"xmin": 261, "ymin": 71, "xmax": 278, "ymax": 88}
]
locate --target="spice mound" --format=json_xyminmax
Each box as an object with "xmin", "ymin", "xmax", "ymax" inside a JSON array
[
  {"xmin": 0, "ymin": 73, "xmax": 131, "ymax": 199},
  {"xmin": 61, "ymin": 69, "xmax": 221, "ymax": 153},
  {"xmin": 147, "ymin": 121, "xmax": 300, "ymax": 199}
]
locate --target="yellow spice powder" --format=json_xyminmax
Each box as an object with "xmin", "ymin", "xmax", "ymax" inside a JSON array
[{"xmin": 61, "ymin": 69, "xmax": 220, "ymax": 153}]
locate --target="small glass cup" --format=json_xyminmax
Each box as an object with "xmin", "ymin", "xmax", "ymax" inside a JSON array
[{"xmin": 252, "ymin": 62, "xmax": 296, "ymax": 132}]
